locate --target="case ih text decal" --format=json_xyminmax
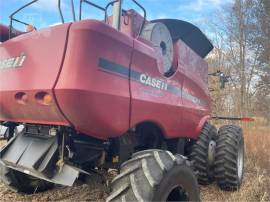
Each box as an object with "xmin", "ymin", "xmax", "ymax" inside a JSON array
[
  {"xmin": 98, "ymin": 58, "xmax": 206, "ymax": 106},
  {"xmin": 0, "ymin": 53, "xmax": 26, "ymax": 70},
  {"xmin": 139, "ymin": 74, "xmax": 168, "ymax": 91}
]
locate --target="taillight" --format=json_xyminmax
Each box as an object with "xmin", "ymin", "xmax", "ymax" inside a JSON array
[
  {"xmin": 35, "ymin": 92, "xmax": 53, "ymax": 105},
  {"xmin": 15, "ymin": 92, "xmax": 28, "ymax": 105}
]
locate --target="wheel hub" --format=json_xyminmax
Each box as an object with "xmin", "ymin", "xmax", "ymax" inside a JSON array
[
  {"xmin": 237, "ymin": 141, "xmax": 244, "ymax": 180},
  {"xmin": 166, "ymin": 185, "xmax": 189, "ymax": 201},
  {"xmin": 208, "ymin": 140, "xmax": 216, "ymax": 166}
]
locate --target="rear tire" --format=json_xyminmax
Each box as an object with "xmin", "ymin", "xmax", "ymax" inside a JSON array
[
  {"xmin": 214, "ymin": 125, "xmax": 244, "ymax": 191},
  {"xmin": 190, "ymin": 122, "xmax": 217, "ymax": 185},
  {"xmin": 107, "ymin": 149, "xmax": 200, "ymax": 202},
  {"xmin": 0, "ymin": 162, "xmax": 54, "ymax": 194}
]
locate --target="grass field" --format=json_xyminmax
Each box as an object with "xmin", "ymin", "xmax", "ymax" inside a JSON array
[{"xmin": 0, "ymin": 126, "xmax": 269, "ymax": 201}]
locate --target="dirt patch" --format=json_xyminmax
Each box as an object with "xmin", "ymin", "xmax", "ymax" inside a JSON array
[
  {"xmin": 0, "ymin": 127, "xmax": 269, "ymax": 201},
  {"xmin": 0, "ymin": 183, "xmax": 107, "ymax": 202}
]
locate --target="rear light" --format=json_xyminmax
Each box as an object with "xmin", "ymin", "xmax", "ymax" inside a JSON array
[
  {"xmin": 15, "ymin": 92, "xmax": 28, "ymax": 105},
  {"xmin": 35, "ymin": 92, "xmax": 53, "ymax": 105},
  {"xmin": 43, "ymin": 94, "xmax": 53, "ymax": 105}
]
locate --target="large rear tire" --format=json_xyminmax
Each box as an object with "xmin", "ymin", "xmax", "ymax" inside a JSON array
[
  {"xmin": 214, "ymin": 125, "xmax": 244, "ymax": 191},
  {"xmin": 0, "ymin": 162, "xmax": 54, "ymax": 194},
  {"xmin": 190, "ymin": 122, "xmax": 217, "ymax": 185},
  {"xmin": 106, "ymin": 149, "xmax": 200, "ymax": 202}
]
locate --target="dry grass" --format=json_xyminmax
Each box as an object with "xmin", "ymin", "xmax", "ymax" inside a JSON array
[{"xmin": 201, "ymin": 126, "xmax": 270, "ymax": 201}]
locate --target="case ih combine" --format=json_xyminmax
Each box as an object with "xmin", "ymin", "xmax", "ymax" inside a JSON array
[{"xmin": 0, "ymin": 0, "xmax": 245, "ymax": 201}]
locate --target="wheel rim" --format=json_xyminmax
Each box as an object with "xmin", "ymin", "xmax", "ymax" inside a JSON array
[
  {"xmin": 166, "ymin": 185, "xmax": 189, "ymax": 201},
  {"xmin": 237, "ymin": 140, "xmax": 244, "ymax": 180},
  {"xmin": 208, "ymin": 140, "xmax": 216, "ymax": 166}
]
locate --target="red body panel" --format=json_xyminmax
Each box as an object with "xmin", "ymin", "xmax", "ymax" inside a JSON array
[
  {"xmin": 176, "ymin": 41, "xmax": 210, "ymax": 137},
  {"xmin": 55, "ymin": 20, "xmax": 133, "ymax": 139},
  {"xmin": 0, "ymin": 15, "xmax": 210, "ymax": 140},
  {"xmin": 130, "ymin": 39, "xmax": 210, "ymax": 139},
  {"xmin": 130, "ymin": 39, "xmax": 184, "ymax": 137},
  {"xmin": 0, "ymin": 24, "xmax": 71, "ymax": 125}
]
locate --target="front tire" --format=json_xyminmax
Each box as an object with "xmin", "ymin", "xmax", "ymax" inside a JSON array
[
  {"xmin": 107, "ymin": 149, "xmax": 200, "ymax": 202},
  {"xmin": 214, "ymin": 125, "xmax": 244, "ymax": 191},
  {"xmin": 0, "ymin": 162, "xmax": 54, "ymax": 194}
]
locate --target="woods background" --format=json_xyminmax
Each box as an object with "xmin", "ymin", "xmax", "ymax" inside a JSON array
[{"xmin": 206, "ymin": 0, "xmax": 269, "ymax": 125}]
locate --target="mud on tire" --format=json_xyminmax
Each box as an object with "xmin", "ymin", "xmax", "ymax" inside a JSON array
[
  {"xmin": 0, "ymin": 162, "xmax": 54, "ymax": 194},
  {"xmin": 190, "ymin": 122, "xmax": 217, "ymax": 185},
  {"xmin": 214, "ymin": 125, "xmax": 244, "ymax": 191},
  {"xmin": 107, "ymin": 149, "xmax": 200, "ymax": 202}
]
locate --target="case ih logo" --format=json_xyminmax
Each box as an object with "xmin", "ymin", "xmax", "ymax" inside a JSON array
[
  {"xmin": 0, "ymin": 53, "xmax": 26, "ymax": 70},
  {"xmin": 139, "ymin": 74, "xmax": 168, "ymax": 91}
]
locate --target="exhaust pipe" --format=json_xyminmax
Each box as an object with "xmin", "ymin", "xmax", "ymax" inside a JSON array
[{"xmin": 112, "ymin": 0, "xmax": 122, "ymax": 30}]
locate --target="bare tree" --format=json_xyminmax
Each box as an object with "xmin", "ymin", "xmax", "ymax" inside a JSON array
[{"xmin": 251, "ymin": 0, "xmax": 270, "ymax": 123}]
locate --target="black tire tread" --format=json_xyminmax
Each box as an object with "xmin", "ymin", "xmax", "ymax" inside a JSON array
[
  {"xmin": 214, "ymin": 125, "xmax": 244, "ymax": 191},
  {"xmin": 190, "ymin": 122, "xmax": 217, "ymax": 185},
  {"xmin": 0, "ymin": 162, "xmax": 53, "ymax": 194},
  {"xmin": 107, "ymin": 150, "xmax": 197, "ymax": 202}
]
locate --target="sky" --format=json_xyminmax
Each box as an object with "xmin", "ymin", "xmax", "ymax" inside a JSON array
[{"xmin": 0, "ymin": 0, "xmax": 233, "ymax": 34}]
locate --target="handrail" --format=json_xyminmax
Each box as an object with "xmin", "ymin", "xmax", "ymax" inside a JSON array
[
  {"xmin": 71, "ymin": 0, "xmax": 76, "ymax": 22},
  {"xmin": 9, "ymin": 0, "xmax": 38, "ymax": 38},
  {"xmin": 79, "ymin": 0, "xmax": 119, "ymax": 24},
  {"xmin": 9, "ymin": 0, "xmax": 146, "ymax": 39},
  {"xmin": 131, "ymin": 0, "xmax": 146, "ymax": 36},
  {"xmin": 104, "ymin": 0, "xmax": 119, "ymax": 24},
  {"xmin": 58, "ymin": 0, "xmax": 65, "ymax": 23},
  {"xmin": 79, "ymin": 0, "xmax": 106, "ymax": 21},
  {"xmin": 9, "ymin": 0, "xmax": 75, "ymax": 36},
  {"xmin": 59, "ymin": 0, "xmax": 77, "ymax": 23}
]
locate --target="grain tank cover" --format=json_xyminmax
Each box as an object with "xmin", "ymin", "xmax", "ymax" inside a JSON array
[{"xmin": 151, "ymin": 19, "xmax": 214, "ymax": 58}]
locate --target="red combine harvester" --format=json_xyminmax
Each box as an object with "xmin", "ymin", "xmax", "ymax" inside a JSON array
[{"xmin": 0, "ymin": 0, "xmax": 245, "ymax": 201}]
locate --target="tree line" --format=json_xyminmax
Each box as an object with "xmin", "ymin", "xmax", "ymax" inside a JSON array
[{"xmin": 207, "ymin": 0, "xmax": 270, "ymax": 124}]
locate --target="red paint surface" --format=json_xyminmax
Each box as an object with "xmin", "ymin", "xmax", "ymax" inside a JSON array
[
  {"xmin": 0, "ymin": 24, "xmax": 71, "ymax": 126},
  {"xmin": 55, "ymin": 20, "xmax": 133, "ymax": 140},
  {"xmin": 0, "ymin": 12, "xmax": 211, "ymax": 140}
]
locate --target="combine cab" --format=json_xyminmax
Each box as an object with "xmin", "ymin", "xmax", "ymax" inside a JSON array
[{"xmin": 0, "ymin": 0, "xmax": 245, "ymax": 200}]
